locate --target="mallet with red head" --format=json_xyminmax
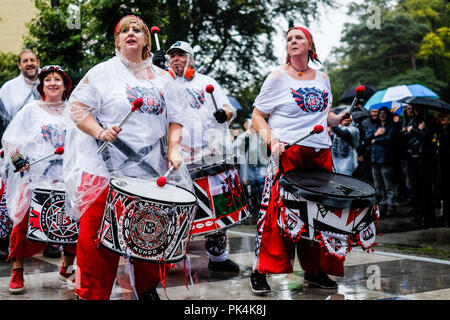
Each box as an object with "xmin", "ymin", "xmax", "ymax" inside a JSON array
[
  {"xmin": 205, "ymin": 84, "xmax": 219, "ymax": 112},
  {"xmin": 14, "ymin": 147, "xmax": 65, "ymax": 173},
  {"xmin": 342, "ymin": 85, "xmax": 366, "ymax": 120},
  {"xmin": 156, "ymin": 165, "xmax": 174, "ymax": 187},
  {"xmin": 284, "ymin": 125, "xmax": 324, "ymax": 150},
  {"xmin": 97, "ymin": 98, "xmax": 144, "ymax": 154},
  {"xmin": 151, "ymin": 26, "xmax": 161, "ymax": 51}
]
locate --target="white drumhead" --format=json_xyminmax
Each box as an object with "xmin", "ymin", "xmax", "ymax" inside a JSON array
[{"xmin": 110, "ymin": 177, "xmax": 196, "ymax": 204}]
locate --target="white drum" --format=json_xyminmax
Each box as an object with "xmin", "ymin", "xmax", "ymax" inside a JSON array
[{"xmin": 98, "ymin": 176, "xmax": 198, "ymax": 262}]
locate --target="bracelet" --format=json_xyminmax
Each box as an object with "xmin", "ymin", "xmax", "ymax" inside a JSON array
[
  {"xmin": 269, "ymin": 138, "xmax": 280, "ymax": 150},
  {"xmin": 97, "ymin": 129, "xmax": 105, "ymax": 141}
]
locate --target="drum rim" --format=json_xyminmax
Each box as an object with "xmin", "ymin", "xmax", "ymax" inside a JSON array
[
  {"xmin": 110, "ymin": 177, "xmax": 198, "ymax": 206},
  {"xmin": 31, "ymin": 188, "xmax": 65, "ymax": 193},
  {"xmin": 188, "ymin": 158, "xmax": 238, "ymax": 179}
]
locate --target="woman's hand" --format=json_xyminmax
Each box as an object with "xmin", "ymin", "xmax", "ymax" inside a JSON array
[
  {"xmin": 98, "ymin": 126, "xmax": 122, "ymax": 142},
  {"xmin": 168, "ymin": 148, "xmax": 182, "ymax": 170},
  {"xmin": 270, "ymin": 139, "xmax": 287, "ymax": 158}
]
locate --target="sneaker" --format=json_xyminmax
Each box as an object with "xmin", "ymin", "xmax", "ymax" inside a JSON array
[
  {"xmin": 43, "ymin": 244, "xmax": 61, "ymax": 258},
  {"xmin": 139, "ymin": 287, "xmax": 160, "ymax": 301},
  {"xmin": 250, "ymin": 271, "xmax": 271, "ymax": 295},
  {"xmin": 208, "ymin": 259, "xmax": 240, "ymax": 272},
  {"xmin": 304, "ymin": 271, "xmax": 338, "ymax": 289},
  {"xmin": 9, "ymin": 268, "xmax": 25, "ymax": 294},
  {"xmin": 58, "ymin": 264, "xmax": 75, "ymax": 285}
]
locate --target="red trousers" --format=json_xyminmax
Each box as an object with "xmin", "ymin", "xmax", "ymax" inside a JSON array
[
  {"xmin": 258, "ymin": 145, "xmax": 344, "ymax": 276},
  {"xmin": 75, "ymin": 174, "xmax": 171, "ymax": 300}
]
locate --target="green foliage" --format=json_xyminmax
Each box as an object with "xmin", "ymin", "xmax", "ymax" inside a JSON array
[
  {"xmin": 327, "ymin": 0, "xmax": 450, "ymax": 105},
  {"xmin": 24, "ymin": 0, "xmax": 87, "ymax": 84},
  {"xmin": 0, "ymin": 52, "xmax": 19, "ymax": 87}
]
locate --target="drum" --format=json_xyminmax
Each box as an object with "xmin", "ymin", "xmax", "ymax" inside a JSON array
[
  {"xmin": 0, "ymin": 182, "xmax": 12, "ymax": 239},
  {"xmin": 188, "ymin": 158, "xmax": 250, "ymax": 236},
  {"xmin": 27, "ymin": 187, "xmax": 79, "ymax": 245},
  {"xmin": 98, "ymin": 176, "xmax": 198, "ymax": 262},
  {"xmin": 278, "ymin": 168, "xmax": 379, "ymax": 242}
]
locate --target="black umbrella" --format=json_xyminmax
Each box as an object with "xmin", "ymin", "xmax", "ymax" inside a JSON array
[
  {"xmin": 339, "ymin": 85, "xmax": 377, "ymax": 104},
  {"xmin": 399, "ymin": 96, "xmax": 450, "ymax": 113}
]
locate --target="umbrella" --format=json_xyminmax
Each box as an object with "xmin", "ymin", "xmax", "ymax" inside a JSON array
[
  {"xmin": 399, "ymin": 96, "xmax": 450, "ymax": 113},
  {"xmin": 364, "ymin": 84, "xmax": 439, "ymax": 111},
  {"xmin": 227, "ymin": 96, "xmax": 243, "ymax": 110},
  {"xmin": 339, "ymin": 85, "xmax": 377, "ymax": 104}
]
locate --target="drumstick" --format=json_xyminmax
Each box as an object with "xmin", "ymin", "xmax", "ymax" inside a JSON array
[
  {"xmin": 15, "ymin": 147, "xmax": 64, "ymax": 172},
  {"xmin": 150, "ymin": 26, "xmax": 161, "ymax": 51},
  {"xmin": 205, "ymin": 85, "xmax": 219, "ymax": 111},
  {"xmin": 284, "ymin": 125, "xmax": 324, "ymax": 150},
  {"xmin": 342, "ymin": 85, "xmax": 365, "ymax": 120},
  {"xmin": 97, "ymin": 98, "xmax": 144, "ymax": 154},
  {"xmin": 156, "ymin": 165, "xmax": 174, "ymax": 187}
]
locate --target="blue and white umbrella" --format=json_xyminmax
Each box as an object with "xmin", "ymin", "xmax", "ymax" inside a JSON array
[
  {"xmin": 364, "ymin": 84, "xmax": 439, "ymax": 111},
  {"xmin": 227, "ymin": 96, "xmax": 243, "ymax": 110}
]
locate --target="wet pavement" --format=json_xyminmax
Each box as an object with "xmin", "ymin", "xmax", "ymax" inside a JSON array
[{"xmin": 1, "ymin": 212, "xmax": 450, "ymax": 303}]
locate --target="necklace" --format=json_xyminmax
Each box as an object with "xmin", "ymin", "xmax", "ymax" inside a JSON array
[{"xmin": 289, "ymin": 63, "xmax": 309, "ymax": 76}]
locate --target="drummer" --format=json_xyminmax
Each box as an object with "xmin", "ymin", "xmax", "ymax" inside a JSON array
[
  {"xmin": 2, "ymin": 65, "xmax": 77, "ymax": 294},
  {"xmin": 66, "ymin": 15, "xmax": 189, "ymax": 300},
  {"xmin": 165, "ymin": 40, "xmax": 240, "ymax": 272},
  {"xmin": 250, "ymin": 26, "xmax": 352, "ymax": 294}
]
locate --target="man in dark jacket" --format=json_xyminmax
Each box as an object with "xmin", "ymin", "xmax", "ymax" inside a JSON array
[{"xmin": 402, "ymin": 105, "xmax": 438, "ymax": 226}]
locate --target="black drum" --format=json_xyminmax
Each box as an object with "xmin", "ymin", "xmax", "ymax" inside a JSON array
[{"xmin": 278, "ymin": 168, "xmax": 380, "ymax": 241}]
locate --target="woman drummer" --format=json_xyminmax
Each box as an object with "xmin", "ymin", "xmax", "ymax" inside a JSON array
[
  {"xmin": 250, "ymin": 26, "xmax": 352, "ymax": 294},
  {"xmin": 66, "ymin": 15, "xmax": 189, "ymax": 300},
  {"xmin": 2, "ymin": 65, "xmax": 77, "ymax": 294}
]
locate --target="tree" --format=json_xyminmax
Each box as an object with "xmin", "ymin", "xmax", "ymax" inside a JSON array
[
  {"xmin": 326, "ymin": 0, "xmax": 448, "ymax": 104},
  {"xmin": 0, "ymin": 52, "xmax": 19, "ymax": 87}
]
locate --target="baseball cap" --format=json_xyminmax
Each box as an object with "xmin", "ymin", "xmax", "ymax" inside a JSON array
[{"xmin": 167, "ymin": 41, "xmax": 194, "ymax": 58}]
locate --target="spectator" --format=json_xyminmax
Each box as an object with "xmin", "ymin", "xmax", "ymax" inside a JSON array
[
  {"xmin": 434, "ymin": 111, "xmax": 450, "ymax": 227},
  {"xmin": 367, "ymin": 106, "xmax": 397, "ymax": 216},
  {"xmin": 330, "ymin": 110, "xmax": 360, "ymax": 176},
  {"xmin": 354, "ymin": 107, "xmax": 378, "ymax": 183},
  {"xmin": 402, "ymin": 105, "xmax": 438, "ymax": 226}
]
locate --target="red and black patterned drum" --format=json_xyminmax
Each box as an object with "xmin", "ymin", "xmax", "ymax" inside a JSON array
[
  {"xmin": 27, "ymin": 187, "xmax": 79, "ymax": 245},
  {"xmin": 278, "ymin": 168, "xmax": 380, "ymax": 242},
  {"xmin": 98, "ymin": 176, "xmax": 198, "ymax": 262},
  {"xmin": 188, "ymin": 158, "xmax": 250, "ymax": 236}
]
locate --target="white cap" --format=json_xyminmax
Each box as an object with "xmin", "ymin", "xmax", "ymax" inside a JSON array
[{"xmin": 167, "ymin": 41, "xmax": 194, "ymax": 58}]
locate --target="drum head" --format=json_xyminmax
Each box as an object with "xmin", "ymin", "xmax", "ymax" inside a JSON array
[
  {"xmin": 110, "ymin": 177, "xmax": 197, "ymax": 205},
  {"xmin": 279, "ymin": 168, "xmax": 379, "ymax": 208}
]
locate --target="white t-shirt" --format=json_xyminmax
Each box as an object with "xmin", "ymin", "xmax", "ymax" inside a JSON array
[
  {"xmin": 1, "ymin": 100, "xmax": 71, "ymax": 223},
  {"xmin": 254, "ymin": 68, "xmax": 333, "ymax": 149},
  {"xmin": 0, "ymin": 74, "xmax": 40, "ymax": 122},
  {"xmin": 174, "ymin": 72, "xmax": 235, "ymax": 163}
]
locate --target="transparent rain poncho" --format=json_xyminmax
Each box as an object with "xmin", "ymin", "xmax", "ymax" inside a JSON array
[
  {"xmin": 174, "ymin": 73, "xmax": 237, "ymax": 165},
  {"xmin": 64, "ymin": 50, "xmax": 193, "ymax": 219},
  {"xmin": 1, "ymin": 100, "xmax": 73, "ymax": 225}
]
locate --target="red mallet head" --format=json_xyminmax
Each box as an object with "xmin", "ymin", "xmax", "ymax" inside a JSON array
[
  {"xmin": 131, "ymin": 98, "xmax": 144, "ymax": 111},
  {"xmin": 55, "ymin": 147, "xmax": 64, "ymax": 155},
  {"xmin": 313, "ymin": 125, "xmax": 324, "ymax": 134},
  {"xmin": 156, "ymin": 176, "xmax": 167, "ymax": 187},
  {"xmin": 205, "ymin": 85, "xmax": 214, "ymax": 94},
  {"xmin": 355, "ymin": 85, "xmax": 365, "ymax": 97},
  {"xmin": 150, "ymin": 26, "xmax": 160, "ymax": 34}
]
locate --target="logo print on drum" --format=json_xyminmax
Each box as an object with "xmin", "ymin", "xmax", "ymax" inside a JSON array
[
  {"xmin": 185, "ymin": 88, "xmax": 205, "ymax": 110},
  {"xmin": 29, "ymin": 192, "xmax": 78, "ymax": 243},
  {"xmin": 126, "ymin": 84, "xmax": 166, "ymax": 115},
  {"xmin": 290, "ymin": 87, "xmax": 329, "ymax": 113}
]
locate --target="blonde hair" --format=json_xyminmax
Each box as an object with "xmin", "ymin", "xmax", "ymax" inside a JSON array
[{"xmin": 114, "ymin": 15, "xmax": 151, "ymax": 60}]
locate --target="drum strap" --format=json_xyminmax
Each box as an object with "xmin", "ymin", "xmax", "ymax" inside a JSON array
[{"xmin": 107, "ymin": 137, "xmax": 160, "ymax": 176}]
